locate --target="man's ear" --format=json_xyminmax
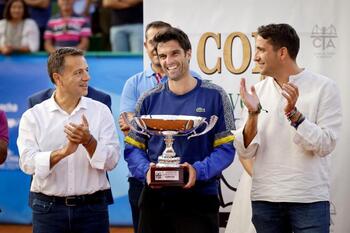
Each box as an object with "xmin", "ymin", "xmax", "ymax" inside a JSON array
[
  {"xmin": 279, "ymin": 47, "xmax": 288, "ymax": 61},
  {"xmin": 52, "ymin": 73, "xmax": 61, "ymax": 86},
  {"xmin": 186, "ymin": 49, "xmax": 192, "ymax": 61}
]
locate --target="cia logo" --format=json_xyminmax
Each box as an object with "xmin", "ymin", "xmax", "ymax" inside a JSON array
[{"xmin": 310, "ymin": 25, "xmax": 337, "ymax": 58}]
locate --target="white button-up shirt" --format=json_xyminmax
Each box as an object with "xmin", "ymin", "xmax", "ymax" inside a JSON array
[
  {"xmin": 234, "ymin": 69, "xmax": 342, "ymax": 202},
  {"xmin": 17, "ymin": 96, "xmax": 120, "ymax": 197}
]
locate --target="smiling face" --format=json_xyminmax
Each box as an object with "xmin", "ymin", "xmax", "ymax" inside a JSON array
[
  {"xmin": 54, "ymin": 55, "xmax": 90, "ymax": 98},
  {"xmin": 156, "ymin": 40, "xmax": 191, "ymax": 81},
  {"xmin": 10, "ymin": 0, "xmax": 24, "ymax": 21},
  {"xmin": 254, "ymin": 35, "xmax": 281, "ymax": 77}
]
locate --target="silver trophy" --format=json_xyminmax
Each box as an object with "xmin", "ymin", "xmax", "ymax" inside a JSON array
[{"xmin": 122, "ymin": 113, "xmax": 218, "ymax": 187}]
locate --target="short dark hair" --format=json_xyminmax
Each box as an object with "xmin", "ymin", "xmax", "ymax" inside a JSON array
[
  {"xmin": 153, "ymin": 27, "xmax": 191, "ymax": 53},
  {"xmin": 3, "ymin": 0, "xmax": 30, "ymax": 20},
  {"xmin": 145, "ymin": 21, "xmax": 172, "ymax": 39},
  {"xmin": 47, "ymin": 47, "xmax": 84, "ymax": 84},
  {"xmin": 257, "ymin": 23, "xmax": 300, "ymax": 60}
]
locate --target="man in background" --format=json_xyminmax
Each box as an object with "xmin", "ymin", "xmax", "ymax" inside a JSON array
[{"xmin": 44, "ymin": 0, "xmax": 91, "ymax": 53}]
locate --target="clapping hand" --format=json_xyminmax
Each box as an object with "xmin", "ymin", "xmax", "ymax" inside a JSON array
[{"xmin": 240, "ymin": 78, "xmax": 260, "ymax": 113}]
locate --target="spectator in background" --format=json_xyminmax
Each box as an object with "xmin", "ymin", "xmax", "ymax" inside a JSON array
[
  {"xmin": 0, "ymin": 0, "xmax": 39, "ymax": 55},
  {"xmin": 24, "ymin": 0, "xmax": 51, "ymax": 51},
  {"xmin": 103, "ymin": 0, "xmax": 142, "ymax": 53},
  {"xmin": 44, "ymin": 0, "xmax": 91, "ymax": 53},
  {"xmin": 0, "ymin": 0, "xmax": 6, "ymax": 20},
  {"xmin": 0, "ymin": 109, "xmax": 8, "ymax": 165}
]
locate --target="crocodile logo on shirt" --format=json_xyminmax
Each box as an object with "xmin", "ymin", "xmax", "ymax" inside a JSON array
[{"xmin": 196, "ymin": 107, "xmax": 206, "ymax": 113}]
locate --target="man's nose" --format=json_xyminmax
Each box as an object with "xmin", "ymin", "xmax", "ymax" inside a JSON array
[
  {"xmin": 82, "ymin": 71, "xmax": 90, "ymax": 81},
  {"xmin": 254, "ymin": 52, "xmax": 260, "ymax": 62}
]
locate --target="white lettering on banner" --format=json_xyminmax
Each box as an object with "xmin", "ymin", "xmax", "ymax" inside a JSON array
[
  {"xmin": 0, "ymin": 103, "xmax": 18, "ymax": 112},
  {"xmin": 197, "ymin": 32, "xmax": 261, "ymax": 75}
]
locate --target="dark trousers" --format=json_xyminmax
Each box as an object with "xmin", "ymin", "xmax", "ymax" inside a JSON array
[
  {"xmin": 30, "ymin": 192, "xmax": 110, "ymax": 233},
  {"xmin": 128, "ymin": 177, "xmax": 144, "ymax": 233},
  {"xmin": 252, "ymin": 201, "xmax": 330, "ymax": 233},
  {"xmin": 138, "ymin": 186, "xmax": 220, "ymax": 233}
]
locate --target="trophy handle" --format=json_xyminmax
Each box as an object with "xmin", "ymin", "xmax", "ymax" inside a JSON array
[
  {"xmin": 121, "ymin": 112, "xmax": 150, "ymax": 138},
  {"xmin": 187, "ymin": 115, "xmax": 218, "ymax": 139}
]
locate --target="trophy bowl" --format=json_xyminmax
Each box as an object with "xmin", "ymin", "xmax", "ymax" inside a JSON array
[{"xmin": 139, "ymin": 115, "xmax": 205, "ymax": 132}]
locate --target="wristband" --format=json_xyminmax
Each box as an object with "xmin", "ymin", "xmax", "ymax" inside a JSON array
[
  {"xmin": 291, "ymin": 113, "xmax": 305, "ymax": 129},
  {"xmin": 248, "ymin": 103, "xmax": 262, "ymax": 115},
  {"xmin": 286, "ymin": 107, "xmax": 298, "ymax": 120}
]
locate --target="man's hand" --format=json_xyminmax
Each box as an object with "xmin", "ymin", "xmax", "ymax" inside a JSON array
[
  {"xmin": 50, "ymin": 140, "xmax": 78, "ymax": 168},
  {"xmin": 146, "ymin": 162, "xmax": 163, "ymax": 189},
  {"xmin": 282, "ymin": 82, "xmax": 299, "ymax": 113},
  {"xmin": 64, "ymin": 115, "xmax": 91, "ymax": 144},
  {"xmin": 119, "ymin": 112, "xmax": 134, "ymax": 136},
  {"xmin": 240, "ymin": 78, "xmax": 260, "ymax": 113},
  {"xmin": 181, "ymin": 162, "xmax": 196, "ymax": 189}
]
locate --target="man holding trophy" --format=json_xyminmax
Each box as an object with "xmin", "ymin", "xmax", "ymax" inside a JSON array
[{"xmin": 123, "ymin": 27, "xmax": 236, "ymax": 233}]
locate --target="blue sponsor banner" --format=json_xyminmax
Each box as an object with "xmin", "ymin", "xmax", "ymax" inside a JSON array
[{"xmin": 0, "ymin": 53, "xmax": 143, "ymax": 225}]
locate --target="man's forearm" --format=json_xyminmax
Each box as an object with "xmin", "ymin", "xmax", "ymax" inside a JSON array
[
  {"xmin": 83, "ymin": 135, "xmax": 97, "ymax": 158},
  {"xmin": 243, "ymin": 114, "xmax": 258, "ymax": 148}
]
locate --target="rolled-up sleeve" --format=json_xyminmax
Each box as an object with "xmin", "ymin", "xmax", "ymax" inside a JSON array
[
  {"xmin": 17, "ymin": 111, "xmax": 52, "ymax": 179},
  {"xmin": 89, "ymin": 107, "xmax": 120, "ymax": 170},
  {"xmin": 233, "ymin": 126, "xmax": 260, "ymax": 159},
  {"xmin": 293, "ymin": 81, "xmax": 342, "ymax": 157}
]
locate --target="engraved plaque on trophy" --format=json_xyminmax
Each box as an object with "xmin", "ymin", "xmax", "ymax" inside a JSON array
[{"xmin": 122, "ymin": 113, "xmax": 218, "ymax": 187}]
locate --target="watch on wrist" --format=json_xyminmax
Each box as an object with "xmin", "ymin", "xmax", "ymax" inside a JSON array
[
  {"xmin": 291, "ymin": 113, "xmax": 305, "ymax": 129},
  {"xmin": 248, "ymin": 103, "xmax": 262, "ymax": 115}
]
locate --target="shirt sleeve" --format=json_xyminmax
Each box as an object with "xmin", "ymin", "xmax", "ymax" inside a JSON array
[
  {"xmin": 124, "ymin": 143, "xmax": 150, "ymax": 181},
  {"xmin": 192, "ymin": 89, "xmax": 236, "ymax": 180},
  {"xmin": 17, "ymin": 110, "xmax": 52, "ymax": 179},
  {"xmin": 192, "ymin": 142, "xmax": 235, "ymax": 181},
  {"xmin": 293, "ymin": 81, "xmax": 342, "ymax": 157},
  {"xmin": 233, "ymin": 126, "xmax": 260, "ymax": 159},
  {"xmin": 88, "ymin": 105, "xmax": 120, "ymax": 170},
  {"xmin": 119, "ymin": 76, "xmax": 138, "ymax": 113}
]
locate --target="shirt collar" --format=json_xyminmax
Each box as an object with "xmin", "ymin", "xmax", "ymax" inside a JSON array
[
  {"xmin": 47, "ymin": 92, "xmax": 88, "ymax": 113},
  {"xmin": 145, "ymin": 63, "xmax": 157, "ymax": 78},
  {"xmin": 289, "ymin": 68, "xmax": 306, "ymax": 81}
]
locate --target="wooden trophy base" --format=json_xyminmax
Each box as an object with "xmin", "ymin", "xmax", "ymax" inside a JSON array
[{"xmin": 150, "ymin": 166, "xmax": 188, "ymax": 187}]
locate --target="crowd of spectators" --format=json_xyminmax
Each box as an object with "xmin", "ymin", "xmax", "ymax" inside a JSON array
[{"xmin": 0, "ymin": 0, "xmax": 143, "ymax": 55}]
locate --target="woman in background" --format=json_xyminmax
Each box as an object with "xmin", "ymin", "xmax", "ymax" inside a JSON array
[{"xmin": 0, "ymin": 0, "xmax": 39, "ymax": 55}]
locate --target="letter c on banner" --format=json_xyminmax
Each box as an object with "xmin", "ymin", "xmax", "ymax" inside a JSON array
[
  {"xmin": 197, "ymin": 32, "xmax": 221, "ymax": 74},
  {"xmin": 223, "ymin": 32, "xmax": 251, "ymax": 74}
]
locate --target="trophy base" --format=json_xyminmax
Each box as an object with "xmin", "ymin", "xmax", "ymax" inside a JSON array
[{"xmin": 150, "ymin": 166, "xmax": 188, "ymax": 187}]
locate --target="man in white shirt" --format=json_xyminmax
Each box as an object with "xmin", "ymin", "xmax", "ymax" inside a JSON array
[
  {"xmin": 235, "ymin": 24, "xmax": 342, "ymax": 233},
  {"xmin": 17, "ymin": 47, "xmax": 120, "ymax": 233}
]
